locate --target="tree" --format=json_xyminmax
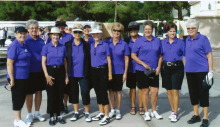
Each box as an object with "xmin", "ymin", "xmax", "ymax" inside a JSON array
[{"xmin": 169, "ymin": 1, "xmax": 190, "ymax": 20}]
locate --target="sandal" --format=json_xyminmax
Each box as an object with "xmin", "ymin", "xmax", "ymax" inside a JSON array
[
  {"xmin": 139, "ymin": 107, "xmax": 145, "ymax": 115},
  {"xmin": 130, "ymin": 107, "xmax": 136, "ymax": 115}
]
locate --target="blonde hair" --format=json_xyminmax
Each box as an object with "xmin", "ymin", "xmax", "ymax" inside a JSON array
[{"xmin": 111, "ymin": 22, "xmax": 124, "ymax": 32}]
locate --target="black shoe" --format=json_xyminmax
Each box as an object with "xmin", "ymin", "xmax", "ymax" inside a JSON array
[
  {"xmin": 187, "ymin": 115, "xmax": 201, "ymax": 124},
  {"xmin": 57, "ymin": 116, "xmax": 66, "ymax": 124},
  {"xmin": 200, "ymin": 119, "xmax": 209, "ymax": 127},
  {"xmin": 49, "ymin": 117, "xmax": 57, "ymax": 126}
]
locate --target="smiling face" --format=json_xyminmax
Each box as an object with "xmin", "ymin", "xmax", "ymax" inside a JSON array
[
  {"xmin": 167, "ymin": 28, "xmax": 176, "ymax": 39},
  {"xmin": 144, "ymin": 25, "xmax": 153, "ymax": 38},
  {"xmin": 51, "ymin": 33, "xmax": 60, "ymax": 43},
  {"xmin": 129, "ymin": 29, "xmax": 139, "ymax": 37},
  {"xmin": 92, "ymin": 33, "xmax": 102, "ymax": 42},
  {"xmin": 73, "ymin": 31, "xmax": 83, "ymax": 39},
  {"xmin": 28, "ymin": 24, "xmax": 38, "ymax": 37},
  {"xmin": 187, "ymin": 24, "xmax": 198, "ymax": 38},
  {"xmin": 112, "ymin": 27, "xmax": 122, "ymax": 38},
  {"xmin": 83, "ymin": 26, "xmax": 91, "ymax": 35},
  {"xmin": 15, "ymin": 32, "xmax": 27, "ymax": 43}
]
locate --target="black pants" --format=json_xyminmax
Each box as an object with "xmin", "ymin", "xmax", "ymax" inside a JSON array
[
  {"xmin": 186, "ymin": 72, "xmax": 209, "ymax": 107},
  {"xmin": 45, "ymin": 66, "xmax": 65, "ymax": 114},
  {"xmin": 91, "ymin": 67, "xmax": 109, "ymax": 105},
  {"xmin": 69, "ymin": 77, "xmax": 90, "ymax": 105},
  {"xmin": 8, "ymin": 79, "xmax": 28, "ymax": 110}
]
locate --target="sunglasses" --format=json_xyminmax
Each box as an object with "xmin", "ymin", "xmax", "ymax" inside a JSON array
[
  {"xmin": 113, "ymin": 29, "xmax": 122, "ymax": 33},
  {"xmin": 187, "ymin": 27, "xmax": 196, "ymax": 30},
  {"xmin": 73, "ymin": 31, "xmax": 83, "ymax": 34}
]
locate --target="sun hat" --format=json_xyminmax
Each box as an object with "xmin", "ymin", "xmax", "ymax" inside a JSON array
[
  {"xmin": 83, "ymin": 23, "xmax": 91, "ymax": 29},
  {"xmin": 55, "ymin": 21, "xmax": 67, "ymax": 27},
  {"xmin": 48, "ymin": 27, "xmax": 61, "ymax": 36},
  {"xmin": 90, "ymin": 25, "xmax": 102, "ymax": 34},
  {"xmin": 72, "ymin": 24, "xmax": 83, "ymax": 32}
]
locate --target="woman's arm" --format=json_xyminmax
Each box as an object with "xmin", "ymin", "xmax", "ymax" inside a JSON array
[
  {"xmin": 107, "ymin": 56, "xmax": 112, "ymax": 80},
  {"xmin": 156, "ymin": 55, "xmax": 162, "ymax": 75},
  {"xmin": 64, "ymin": 58, "xmax": 69, "ymax": 85},
  {"xmin": 42, "ymin": 56, "xmax": 54, "ymax": 85},
  {"xmin": 206, "ymin": 52, "xmax": 213, "ymax": 71},
  {"xmin": 123, "ymin": 55, "xmax": 129, "ymax": 82},
  {"xmin": 7, "ymin": 59, "xmax": 15, "ymax": 88},
  {"xmin": 131, "ymin": 53, "xmax": 151, "ymax": 70}
]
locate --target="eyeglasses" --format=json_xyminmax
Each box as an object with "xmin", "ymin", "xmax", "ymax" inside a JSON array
[
  {"xmin": 113, "ymin": 29, "xmax": 122, "ymax": 33},
  {"xmin": 73, "ymin": 31, "xmax": 83, "ymax": 34},
  {"xmin": 187, "ymin": 27, "xmax": 196, "ymax": 30}
]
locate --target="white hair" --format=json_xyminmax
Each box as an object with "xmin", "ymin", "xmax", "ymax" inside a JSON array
[
  {"xmin": 26, "ymin": 19, "xmax": 39, "ymax": 28},
  {"xmin": 186, "ymin": 19, "xmax": 199, "ymax": 29}
]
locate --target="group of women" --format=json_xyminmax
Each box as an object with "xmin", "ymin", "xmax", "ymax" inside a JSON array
[{"xmin": 7, "ymin": 18, "xmax": 213, "ymax": 127}]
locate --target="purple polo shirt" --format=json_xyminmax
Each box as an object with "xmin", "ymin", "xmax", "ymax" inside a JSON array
[
  {"xmin": 106, "ymin": 38, "xmax": 130, "ymax": 74},
  {"xmin": 82, "ymin": 35, "xmax": 94, "ymax": 44},
  {"xmin": 185, "ymin": 33, "xmax": 212, "ymax": 72},
  {"xmin": 70, "ymin": 42, "xmax": 85, "ymax": 77},
  {"xmin": 161, "ymin": 38, "xmax": 185, "ymax": 62},
  {"xmin": 46, "ymin": 32, "xmax": 73, "ymax": 45},
  {"xmin": 132, "ymin": 36, "xmax": 161, "ymax": 71},
  {"xmin": 25, "ymin": 34, "xmax": 45, "ymax": 72},
  {"xmin": 7, "ymin": 39, "xmax": 31, "ymax": 79},
  {"xmin": 41, "ymin": 42, "xmax": 66, "ymax": 65},
  {"xmin": 90, "ymin": 40, "xmax": 110, "ymax": 67},
  {"xmin": 128, "ymin": 36, "xmax": 141, "ymax": 73}
]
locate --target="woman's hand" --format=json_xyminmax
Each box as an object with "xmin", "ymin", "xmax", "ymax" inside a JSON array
[
  {"xmin": 65, "ymin": 76, "xmax": 69, "ymax": 85},
  {"xmin": 122, "ymin": 73, "xmax": 127, "ymax": 83},
  {"xmin": 46, "ymin": 75, "xmax": 55, "ymax": 86},
  {"xmin": 142, "ymin": 63, "xmax": 151, "ymax": 70},
  {"xmin": 108, "ymin": 74, "xmax": 112, "ymax": 81},
  {"xmin": 9, "ymin": 79, "xmax": 15, "ymax": 88},
  {"xmin": 155, "ymin": 67, "xmax": 161, "ymax": 76}
]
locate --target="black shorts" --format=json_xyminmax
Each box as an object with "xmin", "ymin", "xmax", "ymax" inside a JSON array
[
  {"xmin": 8, "ymin": 78, "xmax": 28, "ymax": 110},
  {"xmin": 64, "ymin": 82, "xmax": 71, "ymax": 95},
  {"xmin": 126, "ymin": 73, "xmax": 137, "ymax": 89},
  {"xmin": 108, "ymin": 74, "xmax": 123, "ymax": 91},
  {"xmin": 161, "ymin": 63, "xmax": 184, "ymax": 90},
  {"xmin": 136, "ymin": 70, "xmax": 159, "ymax": 89},
  {"xmin": 27, "ymin": 72, "xmax": 46, "ymax": 94}
]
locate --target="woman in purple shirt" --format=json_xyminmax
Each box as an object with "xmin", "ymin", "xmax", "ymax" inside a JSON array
[
  {"xmin": 106, "ymin": 22, "xmax": 129, "ymax": 120},
  {"xmin": 89, "ymin": 26, "xmax": 112, "ymax": 125},
  {"xmin": 7, "ymin": 27, "xmax": 31, "ymax": 127},
  {"xmin": 131, "ymin": 21, "xmax": 163, "ymax": 121},
  {"xmin": 161, "ymin": 23, "xmax": 185, "ymax": 122},
  {"xmin": 41, "ymin": 27, "xmax": 68, "ymax": 126},
  {"xmin": 185, "ymin": 19, "xmax": 213, "ymax": 127}
]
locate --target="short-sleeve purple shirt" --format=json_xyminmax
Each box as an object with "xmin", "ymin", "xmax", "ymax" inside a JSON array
[
  {"xmin": 7, "ymin": 39, "xmax": 31, "ymax": 79},
  {"xmin": 70, "ymin": 42, "xmax": 85, "ymax": 77},
  {"xmin": 41, "ymin": 42, "xmax": 66, "ymax": 65},
  {"xmin": 132, "ymin": 36, "xmax": 161, "ymax": 71},
  {"xmin": 106, "ymin": 38, "xmax": 130, "ymax": 74},
  {"xmin": 185, "ymin": 33, "xmax": 212, "ymax": 72},
  {"xmin": 25, "ymin": 34, "xmax": 45, "ymax": 72},
  {"xmin": 90, "ymin": 40, "xmax": 110, "ymax": 67},
  {"xmin": 161, "ymin": 38, "xmax": 185, "ymax": 62}
]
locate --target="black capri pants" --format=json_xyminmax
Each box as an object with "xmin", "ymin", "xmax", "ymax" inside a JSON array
[
  {"xmin": 45, "ymin": 65, "xmax": 65, "ymax": 114},
  {"xmin": 161, "ymin": 61, "xmax": 184, "ymax": 90},
  {"xmin": 27, "ymin": 72, "xmax": 46, "ymax": 94},
  {"xmin": 8, "ymin": 79, "xmax": 28, "ymax": 110},
  {"xmin": 91, "ymin": 66, "xmax": 109, "ymax": 105},
  {"xmin": 69, "ymin": 77, "xmax": 90, "ymax": 105},
  {"xmin": 186, "ymin": 72, "xmax": 209, "ymax": 107}
]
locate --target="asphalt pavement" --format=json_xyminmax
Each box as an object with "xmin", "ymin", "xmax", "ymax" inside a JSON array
[{"xmin": 0, "ymin": 65, "xmax": 220, "ymax": 127}]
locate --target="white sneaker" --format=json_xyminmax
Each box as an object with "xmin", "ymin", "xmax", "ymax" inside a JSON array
[
  {"xmin": 14, "ymin": 120, "xmax": 30, "ymax": 127},
  {"xmin": 169, "ymin": 111, "xmax": 174, "ymax": 119},
  {"xmin": 85, "ymin": 114, "xmax": 92, "ymax": 122},
  {"xmin": 25, "ymin": 114, "xmax": 33, "ymax": 124},
  {"xmin": 151, "ymin": 111, "xmax": 163, "ymax": 119},
  {"xmin": 34, "ymin": 114, "xmax": 46, "ymax": 122},
  {"xmin": 144, "ymin": 112, "xmax": 151, "ymax": 121},
  {"xmin": 109, "ymin": 110, "xmax": 116, "ymax": 118},
  {"xmin": 115, "ymin": 110, "xmax": 122, "ymax": 120},
  {"xmin": 170, "ymin": 114, "xmax": 179, "ymax": 122},
  {"xmin": 99, "ymin": 116, "xmax": 110, "ymax": 125},
  {"xmin": 92, "ymin": 113, "xmax": 104, "ymax": 121}
]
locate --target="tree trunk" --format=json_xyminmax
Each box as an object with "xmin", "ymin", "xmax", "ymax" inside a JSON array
[
  {"xmin": 177, "ymin": 7, "xmax": 183, "ymax": 20},
  {"xmin": 114, "ymin": 1, "xmax": 117, "ymax": 22}
]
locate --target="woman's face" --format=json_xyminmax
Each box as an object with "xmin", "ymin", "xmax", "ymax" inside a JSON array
[
  {"xmin": 57, "ymin": 25, "xmax": 65, "ymax": 34},
  {"xmin": 129, "ymin": 29, "xmax": 139, "ymax": 37},
  {"xmin": 15, "ymin": 32, "xmax": 27, "ymax": 43},
  {"xmin": 28, "ymin": 24, "xmax": 38, "ymax": 37},
  {"xmin": 51, "ymin": 33, "xmax": 60, "ymax": 43},
  {"xmin": 112, "ymin": 27, "xmax": 122, "ymax": 38},
  {"xmin": 92, "ymin": 33, "xmax": 102, "ymax": 42},
  {"xmin": 167, "ymin": 28, "xmax": 176, "ymax": 39},
  {"xmin": 83, "ymin": 26, "xmax": 91, "ymax": 35},
  {"xmin": 73, "ymin": 31, "xmax": 83, "ymax": 39},
  {"xmin": 144, "ymin": 25, "xmax": 153, "ymax": 37},
  {"xmin": 187, "ymin": 24, "xmax": 198, "ymax": 37}
]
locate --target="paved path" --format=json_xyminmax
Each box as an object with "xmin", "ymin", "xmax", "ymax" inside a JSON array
[{"xmin": 0, "ymin": 65, "xmax": 219, "ymax": 127}]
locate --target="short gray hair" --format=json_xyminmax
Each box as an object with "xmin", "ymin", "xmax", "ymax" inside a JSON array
[
  {"xmin": 143, "ymin": 21, "xmax": 154, "ymax": 29},
  {"xmin": 186, "ymin": 19, "xmax": 199, "ymax": 29},
  {"xmin": 26, "ymin": 19, "xmax": 39, "ymax": 28}
]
